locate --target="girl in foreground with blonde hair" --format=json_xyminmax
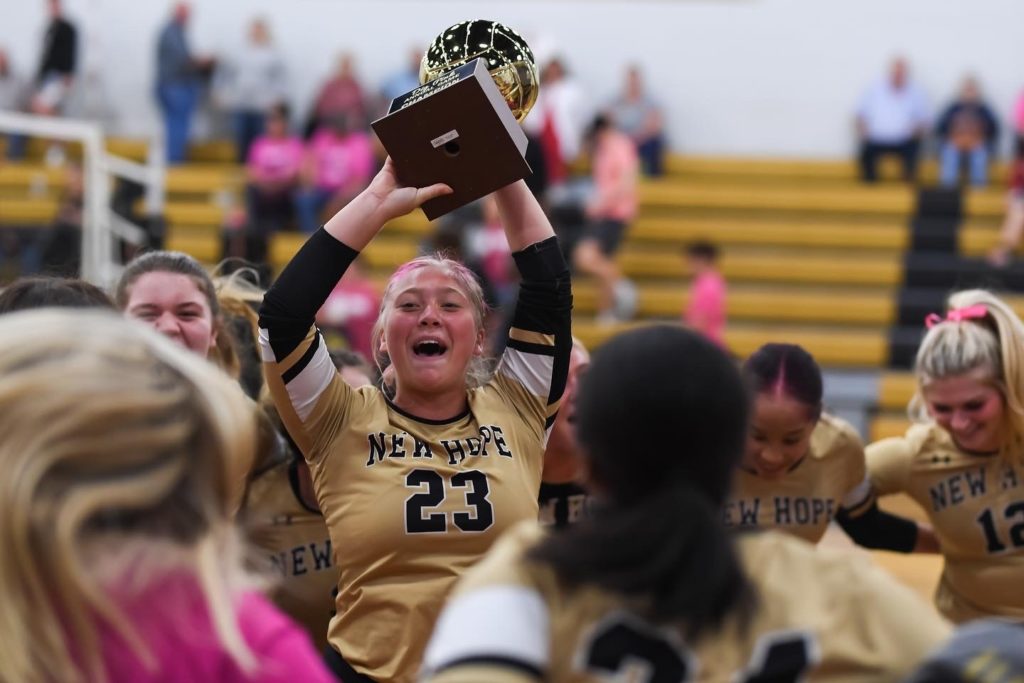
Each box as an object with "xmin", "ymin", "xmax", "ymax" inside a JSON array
[
  {"xmin": 0, "ymin": 310, "xmax": 334, "ymax": 683},
  {"xmin": 867, "ymin": 289, "xmax": 1024, "ymax": 622}
]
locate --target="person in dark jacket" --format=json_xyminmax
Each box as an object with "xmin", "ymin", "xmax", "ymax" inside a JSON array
[{"xmin": 936, "ymin": 76, "xmax": 999, "ymax": 187}]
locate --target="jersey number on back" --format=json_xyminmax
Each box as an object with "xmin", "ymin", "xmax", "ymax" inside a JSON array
[
  {"xmin": 583, "ymin": 615, "xmax": 817, "ymax": 682},
  {"xmin": 405, "ymin": 469, "xmax": 494, "ymax": 533}
]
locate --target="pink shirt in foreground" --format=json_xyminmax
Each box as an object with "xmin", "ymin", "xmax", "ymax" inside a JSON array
[
  {"xmin": 98, "ymin": 577, "xmax": 336, "ymax": 683},
  {"xmin": 685, "ymin": 270, "xmax": 727, "ymax": 347}
]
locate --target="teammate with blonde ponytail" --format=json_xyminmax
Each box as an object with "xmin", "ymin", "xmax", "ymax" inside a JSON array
[{"xmin": 868, "ymin": 289, "xmax": 1024, "ymax": 622}]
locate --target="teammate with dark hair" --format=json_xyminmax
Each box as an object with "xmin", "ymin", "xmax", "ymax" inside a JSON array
[
  {"xmin": 422, "ymin": 326, "xmax": 949, "ymax": 682},
  {"xmin": 0, "ymin": 276, "xmax": 114, "ymax": 313},
  {"xmin": 729, "ymin": 342, "xmax": 936, "ymax": 550}
]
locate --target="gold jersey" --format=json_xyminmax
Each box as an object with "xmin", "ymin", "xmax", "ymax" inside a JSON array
[
  {"xmin": 725, "ymin": 413, "xmax": 871, "ymax": 543},
  {"xmin": 422, "ymin": 523, "xmax": 951, "ymax": 683},
  {"xmin": 244, "ymin": 458, "xmax": 336, "ymax": 651},
  {"xmin": 262, "ymin": 326, "xmax": 565, "ymax": 682},
  {"xmin": 867, "ymin": 422, "xmax": 1024, "ymax": 623}
]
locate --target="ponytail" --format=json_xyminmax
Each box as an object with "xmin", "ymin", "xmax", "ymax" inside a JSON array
[{"xmin": 529, "ymin": 484, "xmax": 754, "ymax": 638}]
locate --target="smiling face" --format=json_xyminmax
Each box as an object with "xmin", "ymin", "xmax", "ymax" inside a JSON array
[
  {"xmin": 743, "ymin": 393, "xmax": 817, "ymax": 479},
  {"xmin": 923, "ymin": 369, "xmax": 1005, "ymax": 453},
  {"xmin": 379, "ymin": 265, "xmax": 484, "ymax": 402},
  {"xmin": 125, "ymin": 271, "xmax": 217, "ymax": 357}
]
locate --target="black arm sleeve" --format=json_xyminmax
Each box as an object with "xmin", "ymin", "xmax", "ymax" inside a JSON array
[
  {"xmin": 258, "ymin": 227, "xmax": 359, "ymax": 360},
  {"xmin": 835, "ymin": 500, "xmax": 919, "ymax": 552},
  {"xmin": 509, "ymin": 236, "xmax": 574, "ymax": 425}
]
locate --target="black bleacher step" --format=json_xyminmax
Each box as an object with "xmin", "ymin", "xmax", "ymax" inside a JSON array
[
  {"xmin": 915, "ymin": 188, "xmax": 961, "ymax": 220},
  {"xmin": 910, "ymin": 217, "xmax": 958, "ymax": 253},
  {"xmin": 896, "ymin": 288, "xmax": 948, "ymax": 327},
  {"xmin": 903, "ymin": 252, "xmax": 1024, "ymax": 291},
  {"xmin": 888, "ymin": 325, "xmax": 926, "ymax": 369}
]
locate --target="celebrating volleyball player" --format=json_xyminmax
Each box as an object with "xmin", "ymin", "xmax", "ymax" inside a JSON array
[
  {"xmin": 728, "ymin": 342, "xmax": 937, "ymax": 550},
  {"xmin": 422, "ymin": 325, "xmax": 949, "ymax": 682},
  {"xmin": 868, "ymin": 289, "xmax": 1024, "ymax": 622},
  {"xmin": 259, "ymin": 159, "xmax": 572, "ymax": 682}
]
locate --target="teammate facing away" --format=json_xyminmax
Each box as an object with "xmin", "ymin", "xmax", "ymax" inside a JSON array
[
  {"xmin": 259, "ymin": 159, "xmax": 573, "ymax": 682},
  {"xmin": 728, "ymin": 343, "xmax": 937, "ymax": 550},
  {"xmin": 867, "ymin": 289, "xmax": 1024, "ymax": 622},
  {"xmin": 0, "ymin": 311, "xmax": 333, "ymax": 683},
  {"xmin": 422, "ymin": 325, "xmax": 950, "ymax": 683}
]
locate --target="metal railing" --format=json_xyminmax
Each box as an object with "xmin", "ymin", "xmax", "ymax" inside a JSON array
[{"xmin": 0, "ymin": 111, "xmax": 165, "ymax": 285}]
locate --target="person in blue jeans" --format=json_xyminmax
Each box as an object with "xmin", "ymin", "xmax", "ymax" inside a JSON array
[
  {"xmin": 936, "ymin": 76, "xmax": 999, "ymax": 188},
  {"xmin": 154, "ymin": 3, "xmax": 212, "ymax": 164}
]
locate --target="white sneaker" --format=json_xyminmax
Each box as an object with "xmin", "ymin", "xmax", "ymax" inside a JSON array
[{"xmin": 612, "ymin": 278, "xmax": 637, "ymax": 320}]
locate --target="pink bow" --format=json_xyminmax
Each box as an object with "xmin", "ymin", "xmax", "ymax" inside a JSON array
[{"xmin": 925, "ymin": 304, "xmax": 988, "ymax": 329}]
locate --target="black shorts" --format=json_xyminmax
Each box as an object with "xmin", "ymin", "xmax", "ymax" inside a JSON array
[{"xmin": 580, "ymin": 219, "xmax": 627, "ymax": 256}]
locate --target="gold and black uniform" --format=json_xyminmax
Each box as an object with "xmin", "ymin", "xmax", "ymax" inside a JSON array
[
  {"xmin": 245, "ymin": 458, "xmax": 336, "ymax": 651},
  {"xmin": 868, "ymin": 423, "xmax": 1024, "ymax": 623},
  {"xmin": 726, "ymin": 413, "xmax": 872, "ymax": 543},
  {"xmin": 259, "ymin": 230, "xmax": 572, "ymax": 682},
  {"xmin": 422, "ymin": 523, "xmax": 951, "ymax": 683}
]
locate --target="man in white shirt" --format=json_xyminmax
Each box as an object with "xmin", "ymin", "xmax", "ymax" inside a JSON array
[{"xmin": 855, "ymin": 57, "xmax": 930, "ymax": 183}]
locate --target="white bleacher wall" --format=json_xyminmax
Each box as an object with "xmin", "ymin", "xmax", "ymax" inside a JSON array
[{"xmin": 2, "ymin": 0, "xmax": 1021, "ymax": 158}]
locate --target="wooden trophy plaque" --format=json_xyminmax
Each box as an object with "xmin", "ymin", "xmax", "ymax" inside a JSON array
[{"xmin": 372, "ymin": 58, "xmax": 531, "ymax": 221}]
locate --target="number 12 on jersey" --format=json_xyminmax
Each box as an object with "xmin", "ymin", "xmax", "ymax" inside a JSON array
[{"xmin": 405, "ymin": 469, "xmax": 495, "ymax": 533}]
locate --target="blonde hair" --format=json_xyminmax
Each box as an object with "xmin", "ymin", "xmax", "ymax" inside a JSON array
[
  {"xmin": 213, "ymin": 266, "xmax": 266, "ymax": 394},
  {"xmin": 370, "ymin": 255, "xmax": 492, "ymax": 392},
  {"xmin": 0, "ymin": 310, "xmax": 258, "ymax": 683},
  {"xmin": 912, "ymin": 289, "xmax": 1024, "ymax": 461}
]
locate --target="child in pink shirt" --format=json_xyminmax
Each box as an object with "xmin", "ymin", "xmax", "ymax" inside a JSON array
[{"xmin": 684, "ymin": 241, "xmax": 727, "ymax": 347}]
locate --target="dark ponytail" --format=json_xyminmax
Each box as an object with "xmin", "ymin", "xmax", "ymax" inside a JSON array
[{"xmin": 529, "ymin": 325, "xmax": 754, "ymax": 638}]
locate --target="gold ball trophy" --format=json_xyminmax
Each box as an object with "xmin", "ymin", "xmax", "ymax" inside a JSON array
[{"xmin": 371, "ymin": 20, "xmax": 539, "ymax": 220}]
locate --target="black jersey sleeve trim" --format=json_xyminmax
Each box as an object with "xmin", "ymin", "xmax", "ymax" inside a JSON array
[
  {"xmin": 507, "ymin": 236, "xmax": 573, "ymax": 414},
  {"xmin": 835, "ymin": 501, "xmax": 918, "ymax": 552},
  {"xmin": 281, "ymin": 330, "xmax": 322, "ymax": 384},
  {"xmin": 259, "ymin": 228, "xmax": 360, "ymax": 361},
  {"xmin": 506, "ymin": 338, "xmax": 558, "ymax": 357},
  {"xmin": 434, "ymin": 655, "xmax": 543, "ymax": 680}
]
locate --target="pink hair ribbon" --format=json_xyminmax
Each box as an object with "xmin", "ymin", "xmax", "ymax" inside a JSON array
[{"xmin": 924, "ymin": 304, "xmax": 988, "ymax": 329}]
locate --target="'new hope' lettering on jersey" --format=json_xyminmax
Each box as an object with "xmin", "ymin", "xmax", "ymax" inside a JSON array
[
  {"xmin": 244, "ymin": 459, "xmax": 337, "ymax": 652},
  {"xmin": 868, "ymin": 423, "xmax": 1024, "ymax": 623},
  {"xmin": 422, "ymin": 523, "xmax": 951, "ymax": 683},
  {"xmin": 726, "ymin": 414, "xmax": 871, "ymax": 544}
]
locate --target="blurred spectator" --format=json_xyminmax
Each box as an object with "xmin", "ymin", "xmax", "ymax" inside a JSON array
[
  {"xmin": 155, "ymin": 2, "xmax": 214, "ymax": 164},
  {"xmin": 986, "ymin": 152, "xmax": 1024, "ymax": 268},
  {"xmin": 30, "ymin": 0, "xmax": 77, "ymax": 118},
  {"xmin": 294, "ymin": 113, "xmax": 374, "ymax": 233},
  {"xmin": 523, "ymin": 56, "xmax": 591, "ymax": 187},
  {"xmin": 0, "ymin": 48, "xmax": 29, "ymax": 160},
  {"xmin": 609, "ymin": 65, "xmax": 666, "ymax": 177},
  {"xmin": 235, "ymin": 102, "xmax": 302, "ymax": 266},
  {"xmin": 308, "ymin": 53, "xmax": 368, "ymax": 138},
  {"xmin": 572, "ymin": 114, "xmax": 639, "ymax": 324},
  {"xmin": 855, "ymin": 57, "xmax": 930, "ymax": 183},
  {"xmin": 317, "ymin": 258, "xmax": 380, "ymax": 361},
  {"xmin": 936, "ymin": 76, "xmax": 998, "ymax": 188},
  {"xmin": 684, "ymin": 241, "xmax": 727, "ymax": 348},
  {"xmin": 380, "ymin": 46, "xmax": 422, "ymax": 107},
  {"xmin": 213, "ymin": 17, "xmax": 288, "ymax": 163},
  {"xmin": 1013, "ymin": 89, "xmax": 1024, "ymax": 157},
  {"xmin": 38, "ymin": 161, "xmax": 83, "ymax": 276}
]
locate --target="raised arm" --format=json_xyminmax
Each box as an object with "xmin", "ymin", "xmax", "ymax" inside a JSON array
[{"xmin": 493, "ymin": 179, "xmax": 555, "ymax": 252}]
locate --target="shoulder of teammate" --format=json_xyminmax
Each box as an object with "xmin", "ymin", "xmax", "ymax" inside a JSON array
[
  {"xmin": 739, "ymin": 532, "xmax": 951, "ymax": 674},
  {"xmin": 810, "ymin": 413, "xmax": 864, "ymax": 462},
  {"xmin": 422, "ymin": 522, "xmax": 553, "ymax": 683}
]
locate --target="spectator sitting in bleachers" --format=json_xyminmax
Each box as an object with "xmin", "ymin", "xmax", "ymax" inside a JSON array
[
  {"xmin": 213, "ymin": 17, "xmax": 288, "ymax": 163},
  {"xmin": 294, "ymin": 113, "xmax": 374, "ymax": 233},
  {"xmin": 936, "ymin": 76, "xmax": 999, "ymax": 188},
  {"xmin": 241, "ymin": 102, "xmax": 302, "ymax": 263},
  {"xmin": 0, "ymin": 47, "xmax": 29, "ymax": 160},
  {"xmin": 986, "ymin": 151, "xmax": 1024, "ymax": 268},
  {"xmin": 307, "ymin": 52, "xmax": 368, "ymax": 138},
  {"xmin": 609, "ymin": 64, "xmax": 665, "ymax": 177},
  {"xmin": 855, "ymin": 57, "xmax": 930, "ymax": 183},
  {"xmin": 1013, "ymin": 88, "xmax": 1024, "ymax": 157}
]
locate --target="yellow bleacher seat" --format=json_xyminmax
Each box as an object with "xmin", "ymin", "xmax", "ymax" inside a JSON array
[
  {"xmin": 870, "ymin": 414, "xmax": 912, "ymax": 442},
  {"xmin": 877, "ymin": 372, "xmax": 917, "ymax": 411},
  {"xmin": 631, "ymin": 216, "xmax": 908, "ymax": 250}
]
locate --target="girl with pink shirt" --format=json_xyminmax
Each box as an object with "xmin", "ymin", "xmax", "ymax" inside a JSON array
[
  {"xmin": 684, "ymin": 241, "xmax": 727, "ymax": 347},
  {"xmin": 0, "ymin": 310, "xmax": 335, "ymax": 683}
]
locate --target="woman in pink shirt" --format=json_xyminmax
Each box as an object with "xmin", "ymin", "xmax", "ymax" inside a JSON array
[
  {"xmin": 295, "ymin": 113, "xmax": 375, "ymax": 233},
  {"xmin": 0, "ymin": 310, "xmax": 335, "ymax": 683}
]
